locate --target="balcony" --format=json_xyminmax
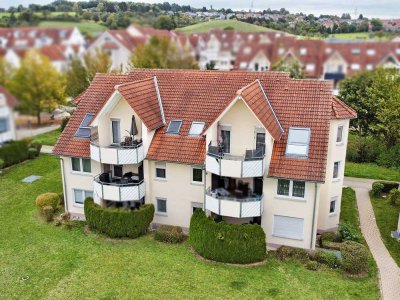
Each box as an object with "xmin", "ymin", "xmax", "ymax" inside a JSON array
[
  {"xmin": 205, "ymin": 142, "xmax": 266, "ymax": 178},
  {"xmin": 205, "ymin": 188, "xmax": 263, "ymax": 218},
  {"xmin": 324, "ymin": 72, "xmax": 345, "ymax": 81},
  {"xmin": 90, "ymin": 136, "xmax": 144, "ymax": 165},
  {"xmin": 93, "ymin": 174, "xmax": 145, "ymax": 202}
]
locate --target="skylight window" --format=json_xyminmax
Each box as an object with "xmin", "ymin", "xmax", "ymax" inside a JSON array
[
  {"xmin": 351, "ymin": 48, "xmax": 361, "ymax": 55},
  {"xmin": 285, "ymin": 128, "xmax": 311, "ymax": 158},
  {"xmin": 75, "ymin": 113, "xmax": 94, "ymax": 138},
  {"xmin": 189, "ymin": 122, "xmax": 205, "ymax": 136},
  {"xmin": 166, "ymin": 120, "xmax": 182, "ymax": 134}
]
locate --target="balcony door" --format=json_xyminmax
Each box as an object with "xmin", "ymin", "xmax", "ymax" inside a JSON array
[
  {"xmin": 111, "ymin": 119, "xmax": 120, "ymax": 144},
  {"xmin": 220, "ymin": 129, "xmax": 230, "ymax": 154},
  {"xmin": 255, "ymin": 132, "xmax": 265, "ymax": 154}
]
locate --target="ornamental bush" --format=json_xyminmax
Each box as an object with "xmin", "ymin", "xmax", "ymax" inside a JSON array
[
  {"xmin": 310, "ymin": 249, "xmax": 340, "ymax": 269},
  {"xmin": 154, "ymin": 225, "xmax": 185, "ymax": 244},
  {"xmin": 371, "ymin": 182, "xmax": 384, "ymax": 197},
  {"xmin": 35, "ymin": 192, "xmax": 60, "ymax": 211},
  {"xmin": 84, "ymin": 198, "xmax": 154, "ymax": 238},
  {"xmin": 388, "ymin": 188, "xmax": 400, "ymax": 205},
  {"xmin": 338, "ymin": 223, "xmax": 360, "ymax": 242},
  {"xmin": 374, "ymin": 181, "xmax": 400, "ymax": 193},
  {"xmin": 42, "ymin": 205, "xmax": 55, "ymax": 222},
  {"xmin": 320, "ymin": 231, "xmax": 341, "ymax": 248},
  {"xmin": 276, "ymin": 246, "xmax": 309, "ymax": 261},
  {"xmin": 0, "ymin": 140, "xmax": 29, "ymax": 168},
  {"xmin": 341, "ymin": 241, "xmax": 369, "ymax": 274},
  {"xmin": 189, "ymin": 210, "xmax": 266, "ymax": 264}
]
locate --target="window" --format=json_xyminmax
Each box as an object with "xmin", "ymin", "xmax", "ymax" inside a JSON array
[
  {"xmin": 336, "ymin": 125, "xmax": 344, "ymax": 143},
  {"xmin": 277, "ymin": 179, "xmax": 305, "ymax": 199},
  {"xmin": 273, "ymin": 215, "xmax": 304, "ymax": 240},
  {"xmin": 155, "ymin": 162, "xmax": 166, "ymax": 179},
  {"xmin": 306, "ymin": 64, "xmax": 315, "ymax": 71},
  {"xmin": 75, "ymin": 113, "xmax": 94, "ymax": 138},
  {"xmin": 114, "ymin": 165, "xmax": 123, "ymax": 177},
  {"xmin": 189, "ymin": 122, "xmax": 205, "ymax": 136},
  {"xmin": 0, "ymin": 117, "xmax": 8, "ymax": 133},
  {"xmin": 239, "ymin": 62, "xmax": 248, "ymax": 68},
  {"xmin": 367, "ymin": 49, "xmax": 376, "ymax": 56},
  {"xmin": 166, "ymin": 120, "xmax": 182, "ymax": 134},
  {"xmin": 255, "ymin": 132, "xmax": 266, "ymax": 153},
  {"xmin": 71, "ymin": 157, "xmax": 91, "ymax": 173},
  {"xmin": 285, "ymin": 128, "xmax": 310, "ymax": 158},
  {"xmin": 329, "ymin": 197, "xmax": 337, "ymax": 214},
  {"xmin": 351, "ymin": 48, "xmax": 360, "ymax": 55},
  {"xmin": 220, "ymin": 128, "xmax": 231, "ymax": 153},
  {"xmin": 192, "ymin": 166, "xmax": 203, "ymax": 183},
  {"xmin": 366, "ymin": 64, "xmax": 373, "ymax": 71},
  {"xmin": 74, "ymin": 189, "xmax": 93, "ymax": 205},
  {"xmin": 300, "ymin": 48, "xmax": 307, "ymax": 55},
  {"xmin": 111, "ymin": 119, "xmax": 120, "ymax": 144},
  {"xmin": 278, "ymin": 47, "xmax": 285, "ymax": 55},
  {"xmin": 333, "ymin": 161, "xmax": 340, "ymax": 179},
  {"xmin": 351, "ymin": 63, "xmax": 360, "ymax": 70},
  {"xmin": 156, "ymin": 198, "xmax": 167, "ymax": 214}
]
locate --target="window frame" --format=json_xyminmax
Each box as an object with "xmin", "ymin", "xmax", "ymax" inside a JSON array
[
  {"xmin": 329, "ymin": 196, "xmax": 338, "ymax": 215},
  {"xmin": 188, "ymin": 121, "xmax": 205, "ymax": 136},
  {"xmin": 333, "ymin": 161, "xmax": 340, "ymax": 180},
  {"xmin": 155, "ymin": 161, "xmax": 166, "ymax": 180},
  {"xmin": 276, "ymin": 179, "xmax": 306, "ymax": 200},
  {"xmin": 73, "ymin": 189, "xmax": 93, "ymax": 207},
  {"xmin": 75, "ymin": 113, "xmax": 94, "ymax": 139},
  {"xmin": 166, "ymin": 120, "xmax": 182, "ymax": 134},
  {"xmin": 156, "ymin": 197, "xmax": 167, "ymax": 215},
  {"xmin": 191, "ymin": 166, "xmax": 204, "ymax": 184},
  {"xmin": 0, "ymin": 117, "xmax": 9, "ymax": 133},
  {"xmin": 285, "ymin": 127, "xmax": 311, "ymax": 158},
  {"xmin": 272, "ymin": 215, "xmax": 305, "ymax": 240},
  {"xmin": 111, "ymin": 118, "xmax": 121, "ymax": 144},
  {"xmin": 336, "ymin": 124, "xmax": 344, "ymax": 144},
  {"xmin": 71, "ymin": 157, "xmax": 92, "ymax": 174}
]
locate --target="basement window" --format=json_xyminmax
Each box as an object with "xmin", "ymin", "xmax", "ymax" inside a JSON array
[
  {"xmin": 75, "ymin": 113, "xmax": 94, "ymax": 138},
  {"xmin": 166, "ymin": 120, "xmax": 182, "ymax": 134},
  {"xmin": 285, "ymin": 128, "xmax": 310, "ymax": 158}
]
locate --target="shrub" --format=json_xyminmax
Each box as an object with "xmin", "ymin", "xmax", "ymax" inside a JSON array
[
  {"xmin": 388, "ymin": 188, "xmax": 400, "ymax": 205},
  {"xmin": 374, "ymin": 181, "xmax": 400, "ymax": 193},
  {"xmin": 341, "ymin": 241, "xmax": 369, "ymax": 274},
  {"xmin": 35, "ymin": 193, "xmax": 60, "ymax": 211},
  {"xmin": 29, "ymin": 142, "xmax": 42, "ymax": 155},
  {"xmin": 189, "ymin": 210, "xmax": 266, "ymax": 264},
  {"xmin": 84, "ymin": 198, "xmax": 154, "ymax": 238},
  {"xmin": 372, "ymin": 182, "xmax": 384, "ymax": 197},
  {"xmin": 338, "ymin": 223, "xmax": 360, "ymax": 242},
  {"xmin": 323, "ymin": 241, "xmax": 342, "ymax": 251},
  {"xmin": 60, "ymin": 117, "xmax": 70, "ymax": 132},
  {"xmin": 320, "ymin": 232, "xmax": 340, "ymax": 248},
  {"xmin": 276, "ymin": 246, "xmax": 309, "ymax": 261},
  {"xmin": 376, "ymin": 144, "xmax": 400, "ymax": 169},
  {"xmin": 310, "ymin": 250, "xmax": 340, "ymax": 269},
  {"xmin": 0, "ymin": 158, "xmax": 4, "ymax": 169},
  {"xmin": 42, "ymin": 205, "xmax": 54, "ymax": 222},
  {"xmin": 346, "ymin": 134, "xmax": 381, "ymax": 163},
  {"xmin": 0, "ymin": 140, "xmax": 29, "ymax": 167},
  {"xmin": 306, "ymin": 260, "xmax": 319, "ymax": 271},
  {"xmin": 154, "ymin": 225, "xmax": 185, "ymax": 244},
  {"xmin": 28, "ymin": 147, "xmax": 38, "ymax": 159}
]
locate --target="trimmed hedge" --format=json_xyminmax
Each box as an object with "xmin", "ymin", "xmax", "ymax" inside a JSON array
[
  {"xmin": 276, "ymin": 246, "xmax": 309, "ymax": 261},
  {"xmin": 374, "ymin": 181, "xmax": 399, "ymax": 193},
  {"xmin": 341, "ymin": 241, "xmax": 369, "ymax": 274},
  {"xmin": 35, "ymin": 192, "xmax": 60, "ymax": 211},
  {"xmin": 0, "ymin": 140, "xmax": 29, "ymax": 168},
  {"xmin": 189, "ymin": 210, "xmax": 266, "ymax": 264},
  {"xmin": 310, "ymin": 249, "xmax": 340, "ymax": 269},
  {"xmin": 84, "ymin": 198, "xmax": 154, "ymax": 238}
]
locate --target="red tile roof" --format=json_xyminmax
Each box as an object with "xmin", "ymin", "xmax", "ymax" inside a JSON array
[
  {"xmin": 108, "ymin": 30, "xmax": 146, "ymax": 51},
  {"xmin": 331, "ymin": 96, "xmax": 357, "ymax": 119},
  {"xmin": 0, "ymin": 86, "xmax": 18, "ymax": 107},
  {"xmin": 53, "ymin": 69, "xmax": 353, "ymax": 182}
]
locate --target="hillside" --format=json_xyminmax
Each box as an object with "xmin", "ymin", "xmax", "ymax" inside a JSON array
[{"xmin": 177, "ymin": 19, "xmax": 274, "ymax": 34}]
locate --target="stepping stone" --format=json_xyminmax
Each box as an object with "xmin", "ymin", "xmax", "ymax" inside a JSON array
[{"xmin": 22, "ymin": 175, "xmax": 42, "ymax": 183}]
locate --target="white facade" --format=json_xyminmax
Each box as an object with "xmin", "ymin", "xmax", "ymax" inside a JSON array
[{"xmin": 0, "ymin": 96, "xmax": 16, "ymax": 145}]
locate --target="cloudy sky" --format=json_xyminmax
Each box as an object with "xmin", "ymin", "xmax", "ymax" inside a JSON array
[{"xmin": 1, "ymin": 0, "xmax": 400, "ymax": 19}]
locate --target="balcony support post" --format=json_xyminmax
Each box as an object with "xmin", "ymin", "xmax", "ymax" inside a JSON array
[
  {"xmin": 117, "ymin": 149, "xmax": 120, "ymax": 164},
  {"xmin": 119, "ymin": 186, "xmax": 122, "ymax": 202},
  {"xmin": 218, "ymin": 197, "xmax": 221, "ymax": 215},
  {"xmin": 240, "ymin": 201, "xmax": 242, "ymax": 218}
]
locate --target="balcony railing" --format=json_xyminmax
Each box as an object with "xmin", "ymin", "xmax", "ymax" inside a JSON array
[
  {"xmin": 93, "ymin": 174, "xmax": 145, "ymax": 202},
  {"xmin": 90, "ymin": 139, "xmax": 144, "ymax": 165},
  {"xmin": 205, "ymin": 187, "xmax": 263, "ymax": 218},
  {"xmin": 206, "ymin": 141, "xmax": 266, "ymax": 178}
]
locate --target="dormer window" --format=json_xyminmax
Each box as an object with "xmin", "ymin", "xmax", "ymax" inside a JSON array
[
  {"xmin": 75, "ymin": 113, "xmax": 94, "ymax": 138},
  {"xmin": 189, "ymin": 121, "xmax": 205, "ymax": 136},
  {"xmin": 278, "ymin": 48, "xmax": 285, "ymax": 55},
  {"xmin": 351, "ymin": 48, "xmax": 360, "ymax": 55},
  {"xmin": 367, "ymin": 49, "xmax": 376, "ymax": 56},
  {"xmin": 166, "ymin": 120, "xmax": 182, "ymax": 134},
  {"xmin": 285, "ymin": 128, "xmax": 310, "ymax": 158},
  {"xmin": 300, "ymin": 48, "xmax": 307, "ymax": 56}
]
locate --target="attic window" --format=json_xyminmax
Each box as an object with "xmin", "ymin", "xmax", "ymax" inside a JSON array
[
  {"xmin": 285, "ymin": 128, "xmax": 311, "ymax": 158},
  {"xmin": 351, "ymin": 48, "xmax": 361, "ymax": 55},
  {"xmin": 300, "ymin": 48, "xmax": 307, "ymax": 55},
  {"xmin": 166, "ymin": 120, "xmax": 182, "ymax": 134},
  {"xmin": 75, "ymin": 113, "xmax": 94, "ymax": 138},
  {"xmin": 367, "ymin": 49, "xmax": 376, "ymax": 56},
  {"xmin": 189, "ymin": 122, "xmax": 205, "ymax": 136}
]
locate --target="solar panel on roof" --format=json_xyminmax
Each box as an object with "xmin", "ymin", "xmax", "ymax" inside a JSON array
[{"xmin": 166, "ymin": 120, "xmax": 182, "ymax": 134}]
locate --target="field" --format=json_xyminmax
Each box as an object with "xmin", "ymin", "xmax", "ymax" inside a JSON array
[
  {"xmin": 39, "ymin": 21, "xmax": 106, "ymax": 35},
  {"xmin": 345, "ymin": 162, "xmax": 400, "ymax": 182},
  {"xmin": 328, "ymin": 32, "xmax": 390, "ymax": 41},
  {"xmin": 177, "ymin": 19, "xmax": 274, "ymax": 34},
  {"xmin": 0, "ymin": 154, "xmax": 379, "ymax": 299}
]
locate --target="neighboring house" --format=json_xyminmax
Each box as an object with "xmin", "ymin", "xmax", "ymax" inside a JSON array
[
  {"xmin": 53, "ymin": 69, "xmax": 356, "ymax": 250},
  {"xmin": 0, "ymin": 86, "xmax": 18, "ymax": 145}
]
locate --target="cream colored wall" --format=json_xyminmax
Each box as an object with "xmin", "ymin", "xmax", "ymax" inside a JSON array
[
  {"xmin": 318, "ymin": 119, "xmax": 350, "ymax": 231},
  {"xmin": 61, "ymin": 156, "xmax": 100, "ymax": 216},
  {"xmin": 323, "ymin": 52, "xmax": 348, "ymax": 74},
  {"xmin": 249, "ymin": 51, "xmax": 270, "ymax": 71},
  {"xmin": 262, "ymin": 178, "xmax": 320, "ymax": 249},
  {"xmin": 146, "ymin": 160, "xmax": 205, "ymax": 229}
]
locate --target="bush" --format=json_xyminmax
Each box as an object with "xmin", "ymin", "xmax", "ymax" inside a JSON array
[
  {"xmin": 376, "ymin": 144, "xmax": 400, "ymax": 169},
  {"xmin": 276, "ymin": 246, "xmax": 309, "ymax": 261},
  {"xmin": 310, "ymin": 250, "xmax": 340, "ymax": 269},
  {"xmin": 189, "ymin": 210, "xmax": 266, "ymax": 264},
  {"xmin": 346, "ymin": 134, "xmax": 381, "ymax": 163},
  {"xmin": 154, "ymin": 225, "xmax": 185, "ymax": 244},
  {"xmin": 323, "ymin": 241, "xmax": 342, "ymax": 251},
  {"xmin": 388, "ymin": 188, "xmax": 400, "ymax": 205},
  {"xmin": 306, "ymin": 260, "xmax": 319, "ymax": 271},
  {"xmin": 60, "ymin": 117, "xmax": 70, "ymax": 132},
  {"xmin": 374, "ymin": 181, "xmax": 400, "ymax": 193},
  {"xmin": 341, "ymin": 241, "xmax": 369, "ymax": 274},
  {"xmin": 0, "ymin": 140, "xmax": 29, "ymax": 167},
  {"xmin": 338, "ymin": 223, "xmax": 360, "ymax": 242},
  {"xmin": 42, "ymin": 205, "xmax": 54, "ymax": 222},
  {"xmin": 29, "ymin": 142, "xmax": 42, "ymax": 155},
  {"xmin": 372, "ymin": 182, "xmax": 384, "ymax": 197},
  {"xmin": 320, "ymin": 232, "xmax": 341, "ymax": 248},
  {"xmin": 0, "ymin": 158, "xmax": 4, "ymax": 169},
  {"xmin": 84, "ymin": 198, "xmax": 154, "ymax": 238},
  {"xmin": 35, "ymin": 193, "xmax": 60, "ymax": 211},
  {"xmin": 28, "ymin": 147, "xmax": 38, "ymax": 159}
]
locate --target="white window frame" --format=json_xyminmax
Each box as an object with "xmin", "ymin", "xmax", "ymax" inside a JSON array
[
  {"xmin": 285, "ymin": 127, "xmax": 311, "ymax": 158},
  {"xmin": 166, "ymin": 120, "xmax": 182, "ymax": 134},
  {"xmin": 336, "ymin": 124, "xmax": 344, "ymax": 145},
  {"xmin": 367, "ymin": 49, "xmax": 376, "ymax": 56},
  {"xmin": 305, "ymin": 63, "xmax": 315, "ymax": 71},
  {"xmin": 71, "ymin": 157, "xmax": 92, "ymax": 175},
  {"xmin": 300, "ymin": 48, "xmax": 307, "ymax": 56},
  {"xmin": 191, "ymin": 166, "xmax": 204, "ymax": 185},
  {"xmin": 111, "ymin": 118, "xmax": 121, "ymax": 144},
  {"xmin": 156, "ymin": 197, "xmax": 167, "ymax": 215},
  {"xmin": 351, "ymin": 63, "xmax": 360, "ymax": 70},
  {"xmin": 366, "ymin": 64, "xmax": 373, "ymax": 71},
  {"xmin": 276, "ymin": 179, "xmax": 306, "ymax": 201},
  {"xmin": 155, "ymin": 161, "xmax": 166, "ymax": 180},
  {"xmin": 333, "ymin": 161, "xmax": 341, "ymax": 181},
  {"xmin": 73, "ymin": 189, "xmax": 93, "ymax": 207},
  {"xmin": 272, "ymin": 215, "xmax": 305, "ymax": 240},
  {"xmin": 329, "ymin": 196, "xmax": 338, "ymax": 215},
  {"xmin": 188, "ymin": 121, "xmax": 205, "ymax": 136}
]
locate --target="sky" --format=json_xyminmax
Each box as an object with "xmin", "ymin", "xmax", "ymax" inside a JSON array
[{"xmin": 1, "ymin": 0, "xmax": 400, "ymax": 19}]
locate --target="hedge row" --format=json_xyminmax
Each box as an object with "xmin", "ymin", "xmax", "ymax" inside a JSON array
[
  {"xmin": 84, "ymin": 198, "xmax": 154, "ymax": 238},
  {"xmin": 0, "ymin": 140, "xmax": 29, "ymax": 168},
  {"xmin": 189, "ymin": 210, "xmax": 266, "ymax": 264},
  {"xmin": 374, "ymin": 181, "xmax": 399, "ymax": 193}
]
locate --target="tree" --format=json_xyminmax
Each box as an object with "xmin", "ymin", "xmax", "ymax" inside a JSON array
[
  {"xmin": 205, "ymin": 61, "xmax": 216, "ymax": 70},
  {"xmin": 83, "ymin": 48, "xmax": 112, "ymax": 82},
  {"xmin": 371, "ymin": 18, "xmax": 383, "ymax": 31},
  {"xmin": 0, "ymin": 57, "xmax": 14, "ymax": 87},
  {"xmin": 65, "ymin": 58, "xmax": 89, "ymax": 98},
  {"xmin": 154, "ymin": 15, "xmax": 176, "ymax": 30},
  {"xmin": 130, "ymin": 36, "xmax": 198, "ymax": 69},
  {"xmin": 8, "ymin": 50, "xmax": 66, "ymax": 125},
  {"xmin": 271, "ymin": 59, "xmax": 305, "ymax": 79}
]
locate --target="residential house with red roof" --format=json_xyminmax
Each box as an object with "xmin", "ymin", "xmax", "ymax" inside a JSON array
[
  {"xmin": 53, "ymin": 69, "xmax": 356, "ymax": 250},
  {"xmin": 0, "ymin": 86, "xmax": 18, "ymax": 145}
]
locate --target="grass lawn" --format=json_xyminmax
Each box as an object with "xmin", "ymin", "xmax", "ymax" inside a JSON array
[
  {"xmin": 0, "ymin": 155, "xmax": 379, "ymax": 299},
  {"xmin": 328, "ymin": 32, "xmax": 390, "ymax": 41},
  {"xmin": 177, "ymin": 19, "xmax": 274, "ymax": 34},
  {"xmin": 345, "ymin": 162, "xmax": 400, "ymax": 182},
  {"xmin": 32, "ymin": 128, "xmax": 61, "ymax": 146},
  {"xmin": 39, "ymin": 21, "xmax": 106, "ymax": 35},
  {"xmin": 370, "ymin": 193, "xmax": 400, "ymax": 267},
  {"xmin": 340, "ymin": 188, "xmax": 365, "ymax": 244}
]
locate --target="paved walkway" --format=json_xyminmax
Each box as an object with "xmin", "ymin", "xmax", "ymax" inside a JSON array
[
  {"xmin": 16, "ymin": 124, "xmax": 59, "ymax": 140},
  {"xmin": 41, "ymin": 145, "xmax": 54, "ymax": 154},
  {"xmin": 344, "ymin": 177, "xmax": 400, "ymax": 300}
]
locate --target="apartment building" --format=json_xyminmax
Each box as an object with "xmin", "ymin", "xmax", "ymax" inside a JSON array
[
  {"xmin": 0, "ymin": 86, "xmax": 18, "ymax": 145},
  {"xmin": 53, "ymin": 69, "xmax": 356, "ymax": 250}
]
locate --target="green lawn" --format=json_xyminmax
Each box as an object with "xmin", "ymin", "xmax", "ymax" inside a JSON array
[
  {"xmin": 32, "ymin": 128, "xmax": 61, "ymax": 146},
  {"xmin": 328, "ymin": 32, "xmax": 391, "ymax": 41},
  {"xmin": 340, "ymin": 188, "xmax": 365, "ymax": 244},
  {"xmin": 0, "ymin": 155, "xmax": 379, "ymax": 299},
  {"xmin": 370, "ymin": 193, "xmax": 400, "ymax": 267},
  {"xmin": 177, "ymin": 19, "xmax": 274, "ymax": 34},
  {"xmin": 345, "ymin": 162, "xmax": 400, "ymax": 182},
  {"xmin": 39, "ymin": 21, "xmax": 106, "ymax": 35}
]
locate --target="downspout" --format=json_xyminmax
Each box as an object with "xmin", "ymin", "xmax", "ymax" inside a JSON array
[
  {"xmin": 310, "ymin": 182, "xmax": 318, "ymax": 249},
  {"xmin": 60, "ymin": 157, "xmax": 68, "ymax": 213}
]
